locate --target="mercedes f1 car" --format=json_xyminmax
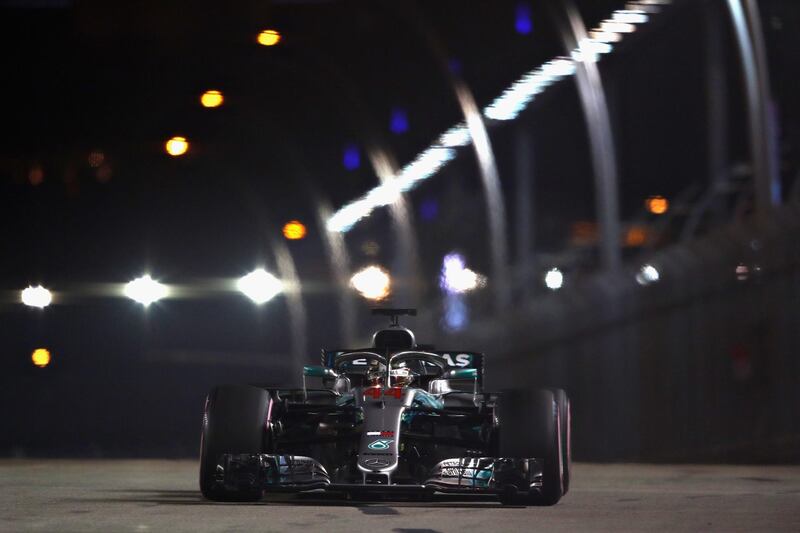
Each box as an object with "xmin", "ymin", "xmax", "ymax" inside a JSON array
[{"xmin": 199, "ymin": 309, "xmax": 571, "ymax": 505}]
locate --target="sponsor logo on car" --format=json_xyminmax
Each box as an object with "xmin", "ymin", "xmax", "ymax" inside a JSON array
[
  {"xmin": 367, "ymin": 439, "xmax": 394, "ymax": 450},
  {"xmin": 363, "ymin": 458, "xmax": 390, "ymax": 468},
  {"xmin": 344, "ymin": 353, "xmax": 473, "ymax": 367}
]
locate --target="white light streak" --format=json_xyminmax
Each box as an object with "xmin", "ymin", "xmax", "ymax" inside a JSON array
[
  {"xmin": 237, "ymin": 269, "xmax": 283, "ymax": 304},
  {"xmin": 600, "ymin": 20, "xmax": 637, "ymax": 34},
  {"xmin": 589, "ymin": 30, "xmax": 622, "ymax": 43},
  {"xmin": 612, "ymin": 10, "xmax": 649, "ymax": 24},
  {"xmin": 125, "ymin": 275, "xmax": 168, "ymax": 306},
  {"xmin": 324, "ymin": 3, "xmax": 664, "ymax": 233},
  {"xmin": 350, "ymin": 265, "xmax": 391, "ymax": 300},
  {"xmin": 326, "ymin": 198, "xmax": 374, "ymax": 233},
  {"xmin": 437, "ymin": 124, "xmax": 471, "ymax": 147},
  {"xmin": 21, "ymin": 285, "xmax": 52, "ymax": 308}
]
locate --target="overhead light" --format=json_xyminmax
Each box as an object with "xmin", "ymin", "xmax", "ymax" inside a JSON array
[
  {"xmin": 390, "ymin": 108, "xmax": 409, "ymax": 134},
  {"xmin": 238, "ymin": 269, "xmax": 283, "ymax": 304},
  {"xmin": 437, "ymin": 124, "xmax": 471, "ymax": 147},
  {"xmin": 200, "ymin": 90, "xmax": 224, "ymax": 108},
  {"xmin": 612, "ymin": 10, "xmax": 649, "ymax": 24},
  {"xmin": 589, "ymin": 30, "xmax": 622, "ymax": 43},
  {"xmin": 125, "ymin": 275, "xmax": 168, "ymax": 306},
  {"xmin": 325, "ymin": 2, "xmax": 667, "ymax": 233},
  {"xmin": 600, "ymin": 20, "xmax": 637, "ymax": 33},
  {"xmin": 440, "ymin": 253, "xmax": 485, "ymax": 294},
  {"xmin": 31, "ymin": 348, "xmax": 51, "ymax": 368},
  {"xmin": 645, "ymin": 195, "xmax": 669, "ymax": 215},
  {"xmin": 21, "ymin": 285, "xmax": 52, "ymax": 308},
  {"xmin": 544, "ymin": 268, "xmax": 564, "ymax": 290},
  {"xmin": 282, "ymin": 220, "xmax": 307, "ymax": 240},
  {"xmin": 165, "ymin": 136, "xmax": 189, "ymax": 157},
  {"xmin": 257, "ymin": 29, "xmax": 281, "ymax": 46},
  {"xmin": 636, "ymin": 264, "xmax": 660, "ymax": 285},
  {"xmin": 350, "ymin": 266, "xmax": 391, "ymax": 301}
]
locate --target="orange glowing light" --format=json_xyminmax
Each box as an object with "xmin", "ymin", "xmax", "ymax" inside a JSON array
[
  {"xmin": 200, "ymin": 90, "xmax": 224, "ymax": 108},
  {"xmin": 31, "ymin": 348, "xmax": 51, "ymax": 368},
  {"xmin": 282, "ymin": 220, "xmax": 307, "ymax": 240},
  {"xmin": 257, "ymin": 29, "xmax": 281, "ymax": 46},
  {"xmin": 88, "ymin": 151, "xmax": 105, "ymax": 168},
  {"xmin": 165, "ymin": 136, "xmax": 189, "ymax": 157},
  {"xmin": 625, "ymin": 226, "xmax": 648, "ymax": 247},
  {"xmin": 28, "ymin": 165, "xmax": 44, "ymax": 186},
  {"xmin": 646, "ymin": 195, "xmax": 669, "ymax": 215}
]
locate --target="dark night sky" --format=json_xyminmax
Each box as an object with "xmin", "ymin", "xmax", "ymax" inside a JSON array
[{"xmin": 0, "ymin": 0, "xmax": 797, "ymax": 344}]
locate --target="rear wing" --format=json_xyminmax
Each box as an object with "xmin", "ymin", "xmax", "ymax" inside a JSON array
[{"xmin": 321, "ymin": 349, "xmax": 485, "ymax": 385}]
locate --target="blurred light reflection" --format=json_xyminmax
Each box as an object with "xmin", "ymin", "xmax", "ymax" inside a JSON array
[
  {"xmin": 257, "ymin": 29, "xmax": 281, "ymax": 46},
  {"xmin": 440, "ymin": 253, "xmax": 485, "ymax": 294},
  {"xmin": 31, "ymin": 348, "xmax": 51, "ymax": 368},
  {"xmin": 636, "ymin": 264, "xmax": 660, "ymax": 285},
  {"xmin": 125, "ymin": 275, "xmax": 168, "ymax": 306},
  {"xmin": 350, "ymin": 265, "xmax": 391, "ymax": 301},
  {"xmin": 326, "ymin": 2, "xmax": 662, "ymax": 233},
  {"xmin": 200, "ymin": 90, "xmax": 224, "ymax": 108},
  {"xmin": 237, "ymin": 269, "xmax": 283, "ymax": 304},
  {"xmin": 165, "ymin": 136, "xmax": 189, "ymax": 156},
  {"xmin": 544, "ymin": 268, "xmax": 564, "ymax": 290},
  {"xmin": 21, "ymin": 285, "xmax": 52, "ymax": 308}
]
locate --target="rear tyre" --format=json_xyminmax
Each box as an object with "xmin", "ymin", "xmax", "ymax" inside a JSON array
[
  {"xmin": 199, "ymin": 385, "xmax": 269, "ymax": 501},
  {"xmin": 550, "ymin": 388, "xmax": 571, "ymax": 495},
  {"xmin": 497, "ymin": 389, "xmax": 563, "ymax": 506}
]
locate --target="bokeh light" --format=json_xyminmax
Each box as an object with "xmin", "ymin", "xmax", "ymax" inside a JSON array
[
  {"xmin": 440, "ymin": 253, "xmax": 485, "ymax": 294},
  {"xmin": 165, "ymin": 136, "xmax": 189, "ymax": 157},
  {"xmin": 282, "ymin": 220, "xmax": 307, "ymax": 240},
  {"xmin": 625, "ymin": 225, "xmax": 648, "ymax": 247},
  {"xmin": 28, "ymin": 165, "xmax": 44, "ymax": 186},
  {"xmin": 646, "ymin": 195, "xmax": 669, "ymax": 215},
  {"xmin": 200, "ymin": 90, "xmax": 224, "ymax": 108},
  {"xmin": 419, "ymin": 198, "xmax": 439, "ymax": 221},
  {"xmin": 343, "ymin": 144, "xmax": 360, "ymax": 171},
  {"xmin": 350, "ymin": 265, "xmax": 391, "ymax": 301},
  {"xmin": 636, "ymin": 264, "xmax": 660, "ymax": 285},
  {"xmin": 21, "ymin": 285, "xmax": 52, "ymax": 308},
  {"xmin": 237, "ymin": 269, "xmax": 283, "ymax": 304},
  {"xmin": 31, "ymin": 348, "xmax": 51, "ymax": 368},
  {"xmin": 257, "ymin": 29, "xmax": 281, "ymax": 46},
  {"xmin": 390, "ymin": 108, "xmax": 409, "ymax": 134},
  {"xmin": 515, "ymin": 2, "xmax": 533, "ymax": 35},
  {"xmin": 361, "ymin": 240, "xmax": 380, "ymax": 256},
  {"xmin": 544, "ymin": 268, "xmax": 564, "ymax": 290},
  {"xmin": 87, "ymin": 151, "xmax": 105, "ymax": 168},
  {"xmin": 125, "ymin": 275, "xmax": 168, "ymax": 306}
]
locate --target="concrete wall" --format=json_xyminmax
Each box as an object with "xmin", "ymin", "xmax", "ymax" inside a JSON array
[{"xmin": 455, "ymin": 205, "xmax": 800, "ymax": 462}]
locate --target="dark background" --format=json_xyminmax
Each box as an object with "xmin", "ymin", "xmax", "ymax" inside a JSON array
[{"xmin": 1, "ymin": 0, "xmax": 799, "ymax": 459}]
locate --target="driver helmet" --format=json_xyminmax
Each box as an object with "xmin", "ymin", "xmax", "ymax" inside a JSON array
[
  {"xmin": 366, "ymin": 361, "xmax": 384, "ymax": 387},
  {"xmin": 390, "ymin": 365, "xmax": 414, "ymax": 388}
]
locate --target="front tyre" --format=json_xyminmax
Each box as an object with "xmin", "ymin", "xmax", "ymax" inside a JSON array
[
  {"xmin": 199, "ymin": 385, "xmax": 269, "ymax": 501},
  {"xmin": 497, "ymin": 389, "xmax": 563, "ymax": 506}
]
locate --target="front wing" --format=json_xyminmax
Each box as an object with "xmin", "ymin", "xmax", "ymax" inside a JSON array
[{"xmin": 214, "ymin": 453, "xmax": 543, "ymax": 497}]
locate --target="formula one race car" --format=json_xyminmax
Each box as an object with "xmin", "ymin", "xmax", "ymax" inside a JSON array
[{"xmin": 199, "ymin": 309, "xmax": 571, "ymax": 505}]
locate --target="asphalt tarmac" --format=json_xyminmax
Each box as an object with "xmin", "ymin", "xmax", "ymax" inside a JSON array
[{"xmin": 1, "ymin": 460, "xmax": 799, "ymax": 532}]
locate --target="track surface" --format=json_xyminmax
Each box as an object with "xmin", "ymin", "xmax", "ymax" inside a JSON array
[{"xmin": 2, "ymin": 460, "xmax": 799, "ymax": 532}]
